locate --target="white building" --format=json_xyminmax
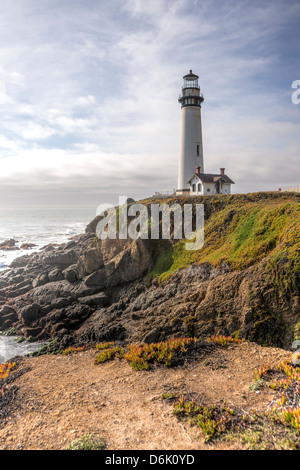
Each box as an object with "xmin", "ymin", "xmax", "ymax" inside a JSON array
[
  {"xmin": 188, "ymin": 167, "xmax": 234, "ymax": 195},
  {"xmin": 176, "ymin": 70, "xmax": 234, "ymax": 196},
  {"xmin": 177, "ymin": 70, "xmax": 204, "ymax": 193}
]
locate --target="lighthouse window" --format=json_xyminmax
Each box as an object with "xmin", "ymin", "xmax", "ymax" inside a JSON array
[{"xmin": 196, "ymin": 144, "xmax": 200, "ymax": 156}]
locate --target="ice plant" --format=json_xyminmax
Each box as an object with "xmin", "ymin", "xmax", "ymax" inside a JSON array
[
  {"xmin": 206, "ymin": 335, "xmax": 244, "ymax": 346},
  {"xmin": 172, "ymin": 395, "xmax": 235, "ymax": 443},
  {"xmin": 0, "ymin": 362, "xmax": 16, "ymax": 380},
  {"xmin": 62, "ymin": 346, "xmax": 86, "ymax": 355},
  {"xmin": 95, "ymin": 341, "xmax": 116, "ymax": 350},
  {"xmin": 124, "ymin": 337, "xmax": 199, "ymax": 371},
  {"xmin": 94, "ymin": 346, "xmax": 125, "ymax": 365}
]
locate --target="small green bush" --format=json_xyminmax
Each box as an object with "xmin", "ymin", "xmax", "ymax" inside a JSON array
[{"xmin": 66, "ymin": 434, "xmax": 106, "ymax": 450}]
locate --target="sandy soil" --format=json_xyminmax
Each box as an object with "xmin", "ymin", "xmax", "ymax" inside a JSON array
[{"xmin": 0, "ymin": 341, "xmax": 289, "ymax": 450}]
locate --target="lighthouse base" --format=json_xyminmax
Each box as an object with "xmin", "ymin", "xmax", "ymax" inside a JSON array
[{"xmin": 175, "ymin": 189, "xmax": 190, "ymax": 196}]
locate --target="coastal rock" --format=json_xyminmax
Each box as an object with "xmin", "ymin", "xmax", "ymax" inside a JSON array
[
  {"xmin": 10, "ymin": 255, "xmax": 31, "ymax": 268},
  {"xmin": 101, "ymin": 236, "xmax": 131, "ymax": 263},
  {"xmin": 63, "ymin": 265, "xmax": 78, "ymax": 283},
  {"xmin": 30, "ymin": 281, "xmax": 76, "ymax": 305},
  {"xmin": 78, "ymin": 292, "xmax": 108, "ymax": 307},
  {"xmin": 20, "ymin": 243, "xmax": 37, "ymax": 250},
  {"xmin": 32, "ymin": 272, "xmax": 49, "ymax": 288},
  {"xmin": 1, "ymin": 192, "xmax": 300, "ymax": 350},
  {"xmin": 21, "ymin": 303, "xmax": 42, "ymax": 325},
  {"xmin": 48, "ymin": 268, "xmax": 64, "ymax": 282},
  {"xmin": 84, "ymin": 268, "xmax": 106, "ymax": 287},
  {"xmin": 76, "ymin": 246, "xmax": 103, "ymax": 278},
  {"xmin": 0, "ymin": 239, "xmax": 18, "ymax": 248},
  {"xmin": 0, "ymin": 305, "xmax": 18, "ymax": 329},
  {"xmin": 41, "ymin": 249, "xmax": 79, "ymax": 268}
]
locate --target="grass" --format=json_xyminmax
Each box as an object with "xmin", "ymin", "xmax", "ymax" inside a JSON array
[{"xmin": 147, "ymin": 193, "xmax": 300, "ymax": 286}]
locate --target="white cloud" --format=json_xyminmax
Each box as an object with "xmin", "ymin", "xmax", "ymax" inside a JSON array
[{"xmin": 0, "ymin": 0, "xmax": 299, "ymax": 207}]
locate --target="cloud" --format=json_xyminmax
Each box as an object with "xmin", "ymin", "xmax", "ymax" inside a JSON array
[{"xmin": 0, "ymin": 0, "xmax": 299, "ymax": 207}]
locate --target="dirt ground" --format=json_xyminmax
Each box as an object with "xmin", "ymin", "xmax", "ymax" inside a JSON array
[{"xmin": 0, "ymin": 341, "xmax": 290, "ymax": 450}]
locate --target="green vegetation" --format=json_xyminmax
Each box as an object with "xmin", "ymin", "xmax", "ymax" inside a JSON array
[
  {"xmin": 93, "ymin": 337, "xmax": 201, "ymax": 370},
  {"xmin": 206, "ymin": 335, "xmax": 245, "ymax": 346},
  {"xmin": 169, "ymin": 353, "xmax": 300, "ymax": 449},
  {"xmin": 0, "ymin": 327, "xmax": 18, "ymax": 336},
  {"xmin": 66, "ymin": 434, "xmax": 106, "ymax": 450},
  {"xmin": 92, "ymin": 336, "xmax": 242, "ymax": 371},
  {"xmin": 32, "ymin": 338, "xmax": 60, "ymax": 356},
  {"xmin": 62, "ymin": 346, "xmax": 86, "ymax": 355},
  {"xmin": 172, "ymin": 396, "xmax": 236, "ymax": 443},
  {"xmin": 147, "ymin": 193, "xmax": 300, "ymax": 287},
  {"xmin": 94, "ymin": 345, "xmax": 125, "ymax": 365},
  {"xmin": 247, "ymin": 305, "xmax": 284, "ymax": 347}
]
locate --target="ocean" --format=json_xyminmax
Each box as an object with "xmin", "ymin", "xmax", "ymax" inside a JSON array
[{"xmin": 0, "ymin": 207, "xmax": 96, "ymax": 271}]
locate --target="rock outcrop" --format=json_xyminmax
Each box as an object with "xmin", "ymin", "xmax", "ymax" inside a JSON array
[{"xmin": 0, "ymin": 192, "xmax": 300, "ymax": 351}]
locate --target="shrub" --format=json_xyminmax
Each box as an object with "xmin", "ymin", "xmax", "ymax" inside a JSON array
[
  {"xmin": 62, "ymin": 346, "xmax": 86, "ymax": 356},
  {"xmin": 173, "ymin": 396, "xmax": 235, "ymax": 443},
  {"xmin": 124, "ymin": 337, "xmax": 199, "ymax": 371},
  {"xmin": 0, "ymin": 362, "xmax": 16, "ymax": 380},
  {"xmin": 66, "ymin": 434, "xmax": 106, "ymax": 450},
  {"xmin": 94, "ymin": 346, "xmax": 125, "ymax": 365},
  {"xmin": 206, "ymin": 335, "xmax": 245, "ymax": 346}
]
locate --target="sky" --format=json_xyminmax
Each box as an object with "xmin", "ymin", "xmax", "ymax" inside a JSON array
[{"xmin": 0, "ymin": 0, "xmax": 299, "ymax": 209}]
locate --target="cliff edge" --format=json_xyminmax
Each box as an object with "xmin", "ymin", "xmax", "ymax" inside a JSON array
[{"xmin": 0, "ymin": 191, "xmax": 299, "ymax": 351}]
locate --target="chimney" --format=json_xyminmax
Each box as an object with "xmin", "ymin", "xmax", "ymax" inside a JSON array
[
  {"xmin": 220, "ymin": 168, "xmax": 225, "ymax": 175},
  {"xmin": 195, "ymin": 166, "xmax": 201, "ymax": 175}
]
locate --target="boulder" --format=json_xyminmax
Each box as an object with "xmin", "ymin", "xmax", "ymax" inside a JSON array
[
  {"xmin": 78, "ymin": 292, "xmax": 108, "ymax": 307},
  {"xmin": 42, "ymin": 249, "xmax": 78, "ymax": 268},
  {"xmin": 84, "ymin": 268, "xmax": 107, "ymax": 287},
  {"xmin": 20, "ymin": 243, "xmax": 37, "ymax": 250},
  {"xmin": 106, "ymin": 238, "xmax": 151, "ymax": 286},
  {"xmin": 76, "ymin": 246, "xmax": 103, "ymax": 278},
  {"xmin": 0, "ymin": 305, "xmax": 18, "ymax": 329},
  {"xmin": 21, "ymin": 303, "xmax": 42, "ymax": 325},
  {"xmin": 101, "ymin": 236, "xmax": 131, "ymax": 263},
  {"xmin": 0, "ymin": 239, "xmax": 18, "ymax": 248},
  {"xmin": 32, "ymin": 272, "xmax": 49, "ymax": 288},
  {"xmin": 48, "ymin": 268, "xmax": 64, "ymax": 282},
  {"xmin": 10, "ymin": 254, "xmax": 31, "ymax": 268},
  {"xmin": 63, "ymin": 265, "xmax": 78, "ymax": 283}
]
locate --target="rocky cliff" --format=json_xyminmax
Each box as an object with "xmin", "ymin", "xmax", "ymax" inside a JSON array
[{"xmin": 0, "ymin": 192, "xmax": 300, "ymax": 350}]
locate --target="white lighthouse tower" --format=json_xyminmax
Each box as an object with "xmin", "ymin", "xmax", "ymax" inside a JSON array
[{"xmin": 177, "ymin": 70, "xmax": 204, "ymax": 194}]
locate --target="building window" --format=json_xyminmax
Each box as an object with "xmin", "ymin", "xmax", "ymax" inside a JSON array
[
  {"xmin": 197, "ymin": 183, "xmax": 202, "ymax": 192},
  {"xmin": 207, "ymin": 188, "xmax": 210, "ymax": 193},
  {"xmin": 192, "ymin": 184, "xmax": 196, "ymax": 192}
]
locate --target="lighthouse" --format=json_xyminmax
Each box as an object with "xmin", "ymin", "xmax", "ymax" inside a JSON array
[{"xmin": 177, "ymin": 70, "xmax": 204, "ymax": 193}]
